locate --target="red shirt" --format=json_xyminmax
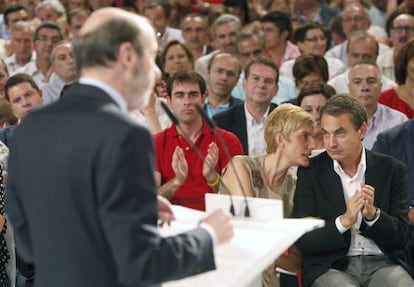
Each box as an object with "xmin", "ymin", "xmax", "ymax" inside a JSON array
[
  {"xmin": 154, "ymin": 122, "xmax": 243, "ymax": 210},
  {"xmin": 379, "ymin": 88, "xmax": 414, "ymax": 119}
]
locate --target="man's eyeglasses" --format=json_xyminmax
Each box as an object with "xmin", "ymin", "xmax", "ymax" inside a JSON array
[
  {"xmin": 342, "ymin": 16, "xmax": 367, "ymax": 23},
  {"xmin": 304, "ymin": 36, "xmax": 326, "ymax": 42},
  {"xmin": 391, "ymin": 26, "xmax": 414, "ymax": 33}
]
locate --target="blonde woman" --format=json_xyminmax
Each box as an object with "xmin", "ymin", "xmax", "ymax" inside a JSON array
[{"xmin": 220, "ymin": 103, "xmax": 314, "ymax": 287}]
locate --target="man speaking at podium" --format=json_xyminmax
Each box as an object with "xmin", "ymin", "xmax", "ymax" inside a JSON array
[{"xmin": 6, "ymin": 7, "xmax": 233, "ymax": 287}]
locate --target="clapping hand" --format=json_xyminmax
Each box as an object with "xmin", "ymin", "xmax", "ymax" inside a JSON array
[
  {"xmin": 171, "ymin": 146, "xmax": 188, "ymax": 185},
  {"xmin": 202, "ymin": 142, "xmax": 219, "ymax": 182}
]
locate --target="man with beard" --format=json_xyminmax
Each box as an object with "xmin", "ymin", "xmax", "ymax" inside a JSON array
[
  {"xmin": 181, "ymin": 13, "xmax": 210, "ymax": 60},
  {"xmin": 204, "ymin": 52, "xmax": 242, "ymax": 118}
]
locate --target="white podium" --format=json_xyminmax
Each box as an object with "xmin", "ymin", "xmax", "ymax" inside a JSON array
[{"xmin": 160, "ymin": 195, "xmax": 324, "ymax": 287}]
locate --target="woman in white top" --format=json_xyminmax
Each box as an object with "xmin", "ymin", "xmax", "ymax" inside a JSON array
[{"xmin": 280, "ymin": 22, "xmax": 345, "ymax": 79}]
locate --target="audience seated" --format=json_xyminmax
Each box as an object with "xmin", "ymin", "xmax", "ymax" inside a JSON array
[
  {"xmin": 0, "ymin": 73, "xmax": 43, "ymax": 147},
  {"xmin": 16, "ymin": 22, "xmax": 64, "ymax": 87},
  {"xmin": 5, "ymin": 21, "xmax": 34, "ymax": 75},
  {"xmin": 180, "ymin": 13, "xmax": 211, "ymax": 60},
  {"xmin": 195, "ymin": 14, "xmax": 241, "ymax": 81},
  {"xmin": 0, "ymin": 59, "xmax": 17, "ymax": 128},
  {"xmin": 143, "ymin": 0, "xmax": 184, "ymax": 49},
  {"xmin": 42, "ymin": 40, "xmax": 78, "ymax": 105},
  {"xmin": 231, "ymin": 29, "xmax": 296, "ymax": 105},
  {"xmin": 158, "ymin": 40, "xmax": 194, "ymax": 98},
  {"xmin": 214, "ymin": 57, "xmax": 278, "ymax": 155},
  {"xmin": 297, "ymin": 83, "xmax": 336, "ymax": 153},
  {"xmin": 280, "ymin": 22, "xmax": 345, "ymax": 80},
  {"xmin": 260, "ymin": 11, "xmax": 301, "ymax": 68},
  {"xmin": 220, "ymin": 103, "xmax": 314, "ymax": 287},
  {"xmin": 377, "ymin": 9, "xmax": 414, "ymax": 82},
  {"xmin": 154, "ymin": 70, "xmax": 243, "ymax": 211},
  {"xmin": 325, "ymin": 4, "xmax": 389, "ymax": 68},
  {"xmin": 373, "ymin": 119, "xmax": 414, "ymax": 223},
  {"xmin": 348, "ymin": 61, "xmax": 407, "ymax": 149},
  {"xmin": 328, "ymin": 31, "xmax": 396, "ymax": 94},
  {"xmin": 291, "ymin": 54, "xmax": 330, "ymax": 103},
  {"xmin": 293, "ymin": 95, "xmax": 414, "ymax": 287},
  {"xmin": 379, "ymin": 38, "xmax": 414, "ymax": 118},
  {"xmin": 204, "ymin": 52, "xmax": 242, "ymax": 118},
  {"xmin": 0, "ymin": 1, "xmax": 413, "ymax": 286}
]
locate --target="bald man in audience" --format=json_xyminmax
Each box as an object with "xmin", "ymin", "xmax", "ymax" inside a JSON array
[
  {"xmin": 328, "ymin": 31, "xmax": 396, "ymax": 94},
  {"xmin": 348, "ymin": 61, "xmax": 407, "ymax": 149},
  {"xmin": 204, "ymin": 52, "xmax": 242, "ymax": 118}
]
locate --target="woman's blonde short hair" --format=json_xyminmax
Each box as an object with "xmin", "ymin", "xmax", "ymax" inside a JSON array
[{"xmin": 265, "ymin": 103, "xmax": 314, "ymax": 154}]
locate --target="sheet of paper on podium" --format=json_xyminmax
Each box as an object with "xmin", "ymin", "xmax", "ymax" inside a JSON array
[{"xmin": 160, "ymin": 194, "xmax": 324, "ymax": 287}]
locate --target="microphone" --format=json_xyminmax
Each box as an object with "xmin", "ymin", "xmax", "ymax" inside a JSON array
[
  {"xmin": 195, "ymin": 104, "xmax": 250, "ymax": 218},
  {"xmin": 160, "ymin": 101, "xmax": 235, "ymax": 216}
]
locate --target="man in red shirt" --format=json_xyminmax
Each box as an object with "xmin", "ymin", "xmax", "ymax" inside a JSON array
[{"xmin": 154, "ymin": 70, "xmax": 243, "ymax": 210}]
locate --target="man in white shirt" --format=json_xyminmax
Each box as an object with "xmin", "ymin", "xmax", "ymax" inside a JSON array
[
  {"xmin": 195, "ymin": 14, "xmax": 241, "ymax": 81},
  {"xmin": 214, "ymin": 57, "xmax": 279, "ymax": 155},
  {"xmin": 293, "ymin": 94, "xmax": 414, "ymax": 287},
  {"xmin": 5, "ymin": 21, "xmax": 35, "ymax": 74},
  {"xmin": 232, "ymin": 29, "xmax": 296, "ymax": 104},
  {"xmin": 328, "ymin": 31, "xmax": 396, "ymax": 94},
  {"xmin": 280, "ymin": 22, "xmax": 345, "ymax": 80},
  {"xmin": 377, "ymin": 10, "xmax": 414, "ymax": 82},
  {"xmin": 325, "ymin": 3, "xmax": 389, "ymax": 68},
  {"xmin": 348, "ymin": 61, "xmax": 407, "ymax": 149},
  {"xmin": 41, "ymin": 40, "xmax": 78, "ymax": 105},
  {"xmin": 16, "ymin": 22, "xmax": 63, "ymax": 87}
]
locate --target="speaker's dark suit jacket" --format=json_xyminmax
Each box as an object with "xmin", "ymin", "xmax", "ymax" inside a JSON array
[
  {"xmin": 6, "ymin": 83, "xmax": 215, "ymax": 287},
  {"xmin": 373, "ymin": 119, "xmax": 414, "ymax": 204},
  {"xmin": 292, "ymin": 150, "xmax": 413, "ymax": 287},
  {"xmin": 213, "ymin": 103, "xmax": 277, "ymax": 154}
]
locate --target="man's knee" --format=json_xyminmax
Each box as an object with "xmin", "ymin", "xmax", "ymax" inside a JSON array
[
  {"xmin": 368, "ymin": 265, "xmax": 414, "ymax": 287},
  {"xmin": 312, "ymin": 269, "xmax": 359, "ymax": 287}
]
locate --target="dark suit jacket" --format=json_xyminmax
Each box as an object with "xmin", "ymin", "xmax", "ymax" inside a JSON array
[
  {"xmin": 6, "ymin": 83, "xmax": 215, "ymax": 287},
  {"xmin": 373, "ymin": 119, "xmax": 414, "ymax": 204},
  {"xmin": 213, "ymin": 103, "xmax": 277, "ymax": 154},
  {"xmin": 292, "ymin": 150, "xmax": 412, "ymax": 287}
]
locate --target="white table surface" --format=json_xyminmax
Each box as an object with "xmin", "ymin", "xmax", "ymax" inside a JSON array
[{"xmin": 160, "ymin": 206, "xmax": 324, "ymax": 287}]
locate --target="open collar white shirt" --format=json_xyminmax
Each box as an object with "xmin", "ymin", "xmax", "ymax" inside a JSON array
[
  {"xmin": 244, "ymin": 103, "xmax": 269, "ymax": 156},
  {"xmin": 333, "ymin": 146, "xmax": 383, "ymax": 256}
]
